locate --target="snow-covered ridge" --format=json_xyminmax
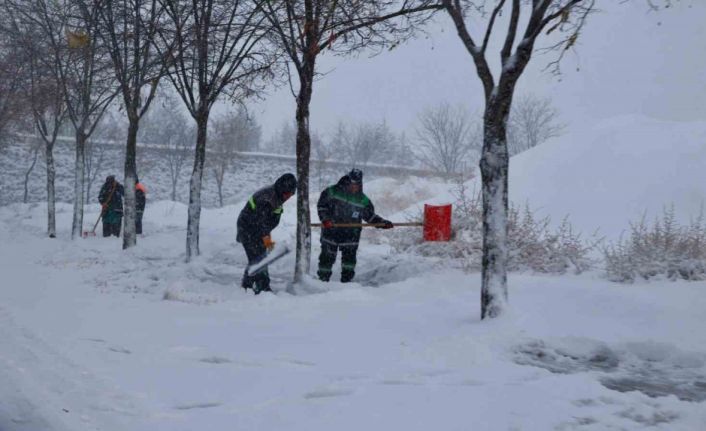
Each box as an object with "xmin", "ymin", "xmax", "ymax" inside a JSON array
[
  {"xmin": 506, "ymin": 114, "xmax": 706, "ymax": 240},
  {"xmin": 0, "ymin": 134, "xmax": 441, "ymax": 209},
  {"xmin": 10, "ymin": 131, "xmax": 435, "ymax": 174}
]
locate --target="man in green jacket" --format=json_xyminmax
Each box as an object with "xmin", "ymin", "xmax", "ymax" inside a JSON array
[
  {"xmin": 316, "ymin": 169, "xmax": 393, "ymax": 283},
  {"xmin": 98, "ymin": 175, "xmax": 124, "ymax": 237}
]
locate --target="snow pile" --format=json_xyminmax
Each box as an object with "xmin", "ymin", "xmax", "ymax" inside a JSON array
[{"xmin": 507, "ymin": 115, "xmax": 706, "ymax": 240}]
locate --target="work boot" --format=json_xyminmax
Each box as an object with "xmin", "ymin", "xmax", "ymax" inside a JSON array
[
  {"xmin": 317, "ymin": 267, "xmax": 332, "ymax": 282},
  {"xmin": 253, "ymin": 281, "xmax": 271, "ymax": 295},
  {"xmin": 251, "ymin": 272, "xmax": 270, "ymax": 295},
  {"xmin": 341, "ymin": 269, "xmax": 355, "ymax": 283},
  {"xmin": 241, "ymin": 273, "xmax": 253, "ymax": 291}
]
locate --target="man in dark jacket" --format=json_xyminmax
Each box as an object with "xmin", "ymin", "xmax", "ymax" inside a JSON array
[
  {"xmin": 237, "ymin": 173, "xmax": 297, "ymax": 294},
  {"xmin": 317, "ymin": 169, "xmax": 393, "ymax": 283},
  {"xmin": 135, "ymin": 177, "xmax": 146, "ymax": 235},
  {"xmin": 98, "ymin": 175, "xmax": 125, "ymax": 237}
]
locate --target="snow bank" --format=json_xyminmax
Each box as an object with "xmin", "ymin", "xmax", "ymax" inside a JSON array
[{"xmin": 507, "ymin": 115, "xmax": 706, "ymax": 240}]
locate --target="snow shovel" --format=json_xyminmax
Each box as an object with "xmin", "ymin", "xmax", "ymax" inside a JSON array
[
  {"xmin": 247, "ymin": 243, "xmax": 291, "ymax": 276},
  {"xmin": 312, "ymin": 204, "xmax": 453, "ymax": 242},
  {"xmin": 82, "ymin": 208, "xmax": 104, "ymax": 237},
  {"xmin": 310, "ymin": 222, "xmax": 423, "ymax": 228},
  {"xmin": 83, "ymin": 181, "xmax": 117, "ymax": 238}
]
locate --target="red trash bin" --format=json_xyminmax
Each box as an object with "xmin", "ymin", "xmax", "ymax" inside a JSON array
[{"xmin": 423, "ymin": 204, "xmax": 452, "ymax": 242}]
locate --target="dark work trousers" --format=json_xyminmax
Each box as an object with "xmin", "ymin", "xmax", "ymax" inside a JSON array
[
  {"xmin": 135, "ymin": 211, "xmax": 144, "ymax": 235},
  {"xmin": 240, "ymin": 236, "xmax": 270, "ymax": 293},
  {"xmin": 317, "ymin": 240, "xmax": 359, "ymax": 283},
  {"xmin": 102, "ymin": 218, "xmax": 122, "ymax": 237}
]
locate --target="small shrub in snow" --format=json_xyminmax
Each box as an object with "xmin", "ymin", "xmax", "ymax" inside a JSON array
[
  {"xmin": 389, "ymin": 179, "xmax": 597, "ymax": 274},
  {"xmin": 604, "ymin": 207, "xmax": 706, "ymax": 282}
]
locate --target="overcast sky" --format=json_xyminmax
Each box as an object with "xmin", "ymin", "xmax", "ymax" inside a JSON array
[{"xmin": 243, "ymin": 1, "xmax": 706, "ymax": 141}]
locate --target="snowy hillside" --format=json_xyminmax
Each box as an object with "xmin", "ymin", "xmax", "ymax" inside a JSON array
[
  {"xmin": 0, "ymin": 136, "xmax": 437, "ymax": 208},
  {"xmin": 508, "ymin": 115, "xmax": 706, "ymax": 240}
]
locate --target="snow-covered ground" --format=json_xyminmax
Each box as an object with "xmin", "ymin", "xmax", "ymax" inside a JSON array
[
  {"xmin": 2, "ymin": 197, "xmax": 705, "ymax": 430},
  {"xmin": 2, "ymin": 115, "xmax": 706, "ymax": 430}
]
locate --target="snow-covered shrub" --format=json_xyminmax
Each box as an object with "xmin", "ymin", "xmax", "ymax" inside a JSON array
[
  {"xmin": 604, "ymin": 207, "xmax": 706, "ymax": 282},
  {"xmin": 388, "ymin": 179, "xmax": 597, "ymax": 274}
]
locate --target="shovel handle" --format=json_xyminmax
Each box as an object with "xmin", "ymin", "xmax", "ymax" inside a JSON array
[{"xmin": 311, "ymin": 222, "xmax": 423, "ymax": 228}]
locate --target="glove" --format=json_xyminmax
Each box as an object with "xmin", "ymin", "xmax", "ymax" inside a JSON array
[
  {"xmin": 322, "ymin": 220, "xmax": 334, "ymax": 229},
  {"xmin": 377, "ymin": 219, "xmax": 394, "ymax": 229},
  {"xmin": 262, "ymin": 235, "xmax": 275, "ymax": 251}
]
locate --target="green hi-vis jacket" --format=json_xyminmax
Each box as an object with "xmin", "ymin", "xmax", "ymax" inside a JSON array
[{"xmin": 317, "ymin": 176, "xmax": 384, "ymax": 246}]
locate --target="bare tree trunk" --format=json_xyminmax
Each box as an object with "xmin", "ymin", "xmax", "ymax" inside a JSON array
[
  {"xmin": 186, "ymin": 110, "xmax": 209, "ymax": 261},
  {"xmin": 71, "ymin": 130, "xmax": 87, "ymax": 239},
  {"xmin": 46, "ymin": 141, "xmax": 56, "ymax": 238},
  {"xmin": 122, "ymin": 119, "xmax": 139, "ymax": 249},
  {"xmin": 168, "ymin": 144, "xmax": 179, "ymax": 201},
  {"xmin": 85, "ymin": 142, "xmax": 104, "ymax": 207},
  {"xmin": 23, "ymin": 144, "xmax": 39, "ymax": 203},
  {"xmin": 294, "ymin": 67, "xmax": 315, "ymax": 282},
  {"xmin": 480, "ymin": 97, "xmax": 511, "ymax": 319},
  {"xmin": 86, "ymin": 178, "xmax": 93, "ymax": 207},
  {"xmin": 216, "ymin": 171, "xmax": 224, "ymax": 207}
]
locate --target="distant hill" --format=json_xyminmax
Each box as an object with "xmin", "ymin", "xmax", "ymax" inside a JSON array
[
  {"xmin": 0, "ymin": 136, "xmax": 437, "ymax": 209},
  {"xmin": 504, "ymin": 115, "xmax": 706, "ymax": 239}
]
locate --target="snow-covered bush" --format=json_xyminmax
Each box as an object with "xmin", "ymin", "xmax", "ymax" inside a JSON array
[
  {"xmin": 604, "ymin": 207, "xmax": 706, "ymax": 282},
  {"xmin": 388, "ymin": 179, "xmax": 597, "ymax": 274}
]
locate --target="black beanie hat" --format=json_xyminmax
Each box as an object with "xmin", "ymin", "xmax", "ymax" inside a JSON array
[
  {"xmin": 348, "ymin": 168, "xmax": 363, "ymax": 184},
  {"xmin": 274, "ymin": 173, "xmax": 297, "ymax": 196}
]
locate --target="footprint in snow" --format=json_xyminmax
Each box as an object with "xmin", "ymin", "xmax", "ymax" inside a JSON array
[
  {"xmin": 278, "ymin": 358, "xmax": 317, "ymax": 367},
  {"xmin": 416, "ymin": 369, "xmax": 453, "ymax": 378},
  {"xmin": 445, "ymin": 379, "xmax": 485, "ymax": 387},
  {"xmin": 199, "ymin": 356, "xmax": 232, "ymax": 364},
  {"xmin": 174, "ymin": 402, "xmax": 222, "ymax": 410},
  {"xmin": 379, "ymin": 378, "xmax": 424, "ymax": 386},
  {"xmin": 304, "ymin": 388, "xmax": 355, "ymax": 399},
  {"xmin": 198, "ymin": 356, "xmax": 262, "ymax": 367}
]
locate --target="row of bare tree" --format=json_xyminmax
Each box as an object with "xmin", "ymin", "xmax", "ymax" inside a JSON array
[
  {"xmin": 263, "ymin": 92, "xmax": 563, "ymax": 177},
  {"xmin": 0, "ymin": 0, "xmax": 673, "ymax": 319},
  {"xmin": 416, "ymin": 94, "xmax": 565, "ymax": 175}
]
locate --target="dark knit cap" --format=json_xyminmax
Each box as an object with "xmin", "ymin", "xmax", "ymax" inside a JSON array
[
  {"xmin": 274, "ymin": 173, "xmax": 297, "ymax": 196},
  {"xmin": 348, "ymin": 169, "xmax": 363, "ymax": 184}
]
